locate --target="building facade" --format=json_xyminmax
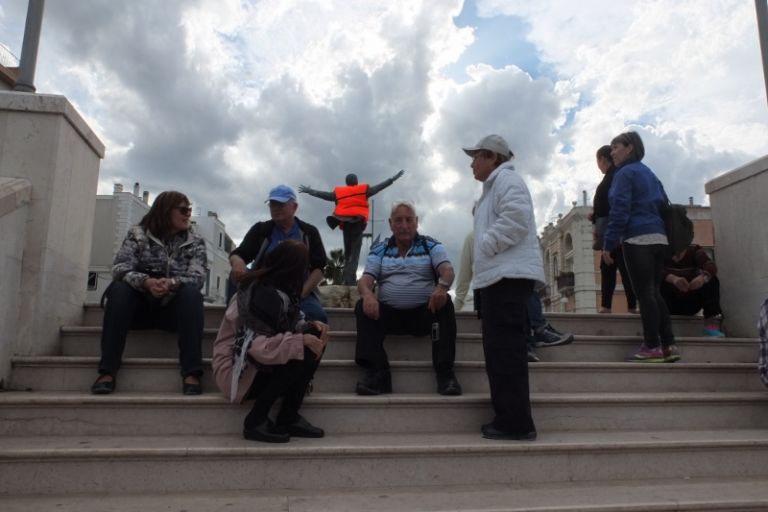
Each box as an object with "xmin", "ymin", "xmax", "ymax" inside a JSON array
[
  {"xmin": 539, "ymin": 197, "xmax": 714, "ymax": 314},
  {"xmin": 86, "ymin": 184, "xmax": 234, "ymax": 304}
]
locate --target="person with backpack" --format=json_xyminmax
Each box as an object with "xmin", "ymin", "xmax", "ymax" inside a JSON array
[
  {"xmin": 90, "ymin": 191, "xmax": 208, "ymax": 395},
  {"xmin": 213, "ymin": 240, "xmax": 329, "ymax": 443},
  {"xmin": 602, "ymin": 131, "xmax": 679, "ymax": 363},
  {"xmin": 354, "ymin": 200, "xmax": 462, "ymax": 396},
  {"xmin": 228, "ymin": 185, "xmax": 328, "ymax": 323}
]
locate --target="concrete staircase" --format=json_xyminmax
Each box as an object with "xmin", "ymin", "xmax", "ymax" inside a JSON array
[{"xmin": 2, "ymin": 305, "xmax": 768, "ymax": 511}]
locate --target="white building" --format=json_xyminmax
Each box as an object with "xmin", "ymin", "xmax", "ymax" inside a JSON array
[
  {"xmin": 539, "ymin": 194, "xmax": 714, "ymax": 314},
  {"xmin": 86, "ymin": 183, "xmax": 233, "ymax": 304}
]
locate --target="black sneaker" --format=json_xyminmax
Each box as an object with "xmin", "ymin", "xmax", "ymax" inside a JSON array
[
  {"xmin": 355, "ymin": 370, "xmax": 392, "ymax": 395},
  {"xmin": 527, "ymin": 346, "xmax": 540, "ymax": 363},
  {"xmin": 533, "ymin": 323, "xmax": 574, "ymax": 347}
]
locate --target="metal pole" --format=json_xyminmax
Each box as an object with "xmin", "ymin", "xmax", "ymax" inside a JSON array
[
  {"xmin": 370, "ymin": 199, "xmax": 375, "ymax": 242},
  {"xmin": 756, "ymin": 0, "xmax": 768, "ymax": 106},
  {"xmin": 14, "ymin": 0, "xmax": 46, "ymax": 93}
]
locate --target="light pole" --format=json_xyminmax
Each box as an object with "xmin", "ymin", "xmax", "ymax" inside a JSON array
[
  {"xmin": 756, "ymin": 0, "xmax": 768, "ymax": 106},
  {"xmin": 13, "ymin": 0, "xmax": 46, "ymax": 93}
]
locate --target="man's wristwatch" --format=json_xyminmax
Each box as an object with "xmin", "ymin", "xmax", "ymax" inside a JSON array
[{"xmin": 437, "ymin": 278, "xmax": 451, "ymax": 290}]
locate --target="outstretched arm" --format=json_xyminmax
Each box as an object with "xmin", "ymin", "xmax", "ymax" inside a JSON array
[
  {"xmin": 367, "ymin": 169, "xmax": 405, "ymax": 197},
  {"xmin": 298, "ymin": 185, "xmax": 336, "ymax": 201}
]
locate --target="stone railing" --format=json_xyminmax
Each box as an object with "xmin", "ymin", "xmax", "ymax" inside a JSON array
[{"xmin": 0, "ymin": 178, "xmax": 32, "ymax": 386}]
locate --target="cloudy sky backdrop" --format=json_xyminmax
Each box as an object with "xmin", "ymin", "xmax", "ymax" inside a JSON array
[{"xmin": 2, "ymin": 0, "xmax": 767, "ymax": 269}]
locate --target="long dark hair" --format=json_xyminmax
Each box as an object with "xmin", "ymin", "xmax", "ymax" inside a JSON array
[
  {"xmin": 596, "ymin": 145, "xmax": 616, "ymax": 172},
  {"xmin": 140, "ymin": 191, "xmax": 190, "ymax": 240},
  {"xmin": 239, "ymin": 240, "xmax": 308, "ymax": 297}
]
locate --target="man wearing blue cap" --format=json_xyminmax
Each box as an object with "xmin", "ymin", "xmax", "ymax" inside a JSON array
[{"xmin": 229, "ymin": 185, "xmax": 328, "ymax": 323}]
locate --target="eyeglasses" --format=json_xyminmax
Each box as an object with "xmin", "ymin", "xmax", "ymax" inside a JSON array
[{"xmin": 174, "ymin": 206, "xmax": 193, "ymax": 216}]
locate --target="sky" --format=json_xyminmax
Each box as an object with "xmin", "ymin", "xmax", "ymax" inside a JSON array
[{"xmin": 2, "ymin": 0, "xmax": 767, "ymax": 270}]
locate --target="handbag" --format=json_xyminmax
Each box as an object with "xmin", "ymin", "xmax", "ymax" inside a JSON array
[{"xmin": 658, "ymin": 183, "xmax": 693, "ymax": 256}]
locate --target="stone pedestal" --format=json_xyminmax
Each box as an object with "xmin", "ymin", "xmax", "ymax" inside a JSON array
[
  {"xmin": 0, "ymin": 91, "xmax": 104, "ymax": 366},
  {"xmin": 705, "ymin": 155, "xmax": 768, "ymax": 337}
]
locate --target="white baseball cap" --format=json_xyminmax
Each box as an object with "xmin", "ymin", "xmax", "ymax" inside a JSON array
[{"xmin": 462, "ymin": 134, "xmax": 514, "ymax": 158}]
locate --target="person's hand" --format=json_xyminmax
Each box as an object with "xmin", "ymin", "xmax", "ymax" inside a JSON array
[
  {"xmin": 298, "ymin": 185, "xmax": 310, "ymax": 194},
  {"xmin": 308, "ymin": 321, "xmax": 330, "ymax": 344},
  {"xmin": 143, "ymin": 278, "xmax": 170, "ymax": 298},
  {"xmin": 230, "ymin": 258, "xmax": 247, "ymax": 283},
  {"xmin": 302, "ymin": 333, "xmax": 326, "ymax": 360},
  {"xmin": 670, "ymin": 275, "xmax": 689, "ymax": 293},
  {"xmin": 428, "ymin": 286, "xmax": 448, "ymax": 313},
  {"xmin": 362, "ymin": 294, "xmax": 380, "ymax": 320},
  {"xmin": 393, "ymin": 169, "xmax": 405, "ymax": 180},
  {"xmin": 601, "ymin": 250, "xmax": 614, "ymax": 265},
  {"xmin": 688, "ymin": 275, "xmax": 706, "ymax": 291}
]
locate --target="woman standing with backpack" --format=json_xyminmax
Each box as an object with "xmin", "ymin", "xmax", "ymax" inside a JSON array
[{"xmin": 602, "ymin": 131, "xmax": 678, "ymax": 363}]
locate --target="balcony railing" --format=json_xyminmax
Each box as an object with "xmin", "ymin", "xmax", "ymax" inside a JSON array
[{"xmin": 556, "ymin": 271, "xmax": 574, "ymax": 292}]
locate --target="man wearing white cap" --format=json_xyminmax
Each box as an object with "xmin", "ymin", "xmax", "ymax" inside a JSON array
[
  {"xmin": 463, "ymin": 134, "xmax": 545, "ymax": 441},
  {"xmin": 229, "ymin": 185, "xmax": 328, "ymax": 323}
]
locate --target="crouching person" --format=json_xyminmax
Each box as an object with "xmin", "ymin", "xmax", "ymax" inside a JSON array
[
  {"xmin": 212, "ymin": 240, "xmax": 329, "ymax": 443},
  {"xmin": 90, "ymin": 191, "xmax": 207, "ymax": 396}
]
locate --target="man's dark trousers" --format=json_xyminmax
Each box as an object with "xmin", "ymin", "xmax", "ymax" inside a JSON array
[
  {"xmin": 354, "ymin": 298, "xmax": 457, "ymax": 378},
  {"xmin": 342, "ymin": 221, "xmax": 366, "ymax": 286},
  {"xmin": 478, "ymin": 278, "xmax": 536, "ymax": 434}
]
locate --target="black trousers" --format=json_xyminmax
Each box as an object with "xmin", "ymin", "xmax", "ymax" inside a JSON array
[
  {"xmin": 622, "ymin": 243, "xmax": 675, "ymax": 348},
  {"xmin": 341, "ymin": 221, "xmax": 366, "ymax": 286},
  {"xmin": 354, "ymin": 298, "xmax": 457, "ymax": 377},
  {"xmin": 245, "ymin": 347, "xmax": 321, "ymax": 426},
  {"xmin": 477, "ymin": 278, "xmax": 535, "ymax": 434},
  {"xmin": 661, "ymin": 276, "xmax": 722, "ymax": 318},
  {"xmin": 99, "ymin": 281, "xmax": 204, "ymax": 377},
  {"xmin": 600, "ymin": 245, "xmax": 637, "ymax": 310}
]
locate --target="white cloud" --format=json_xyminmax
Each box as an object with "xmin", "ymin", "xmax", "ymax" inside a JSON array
[{"xmin": 2, "ymin": 0, "xmax": 766, "ymax": 268}]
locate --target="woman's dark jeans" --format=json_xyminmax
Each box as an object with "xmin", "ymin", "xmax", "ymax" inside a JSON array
[
  {"xmin": 244, "ymin": 347, "xmax": 321, "ymax": 427},
  {"xmin": 622, "ymin": 243, "xmax": 675, "ymax": 348},
  {"xmin": 98, "ymin": 281, "xmax": 204, "ymax": 377},
  {"xmin": 600, "ymin": 245, "xmax": 637, "ymax": 310}
]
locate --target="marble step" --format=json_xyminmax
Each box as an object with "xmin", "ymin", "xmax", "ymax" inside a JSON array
[
  {"xmin": 81, "ymin": 303, "xmax": 707, "ymax": 336},
  {"xmin": 59, "ymin": 326, "xmax": 759, "ymax": 363},
  {"xmin": 2, "ymin": 391, "xmax": 767, "ymax": 437},
  {"xmin": 9, "ymin": 356, "xmax": 764, "ymax": 394},
  {"xmin": 5, "ymin": 477, "xmax": 768, "ymax": 511},
  {"xmin": 2, "ymin": 430, "xmax": 768, "ymax": 495}
]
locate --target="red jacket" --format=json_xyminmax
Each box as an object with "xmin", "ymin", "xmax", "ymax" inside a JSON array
[{"xmin": 334, "ymin": 184, "xmax": 369, "ymax": 221}]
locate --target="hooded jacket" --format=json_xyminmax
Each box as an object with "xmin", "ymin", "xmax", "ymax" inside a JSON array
[{"xmin": 472, "ymin": 162, "xmax": 545, "ymax": 290}]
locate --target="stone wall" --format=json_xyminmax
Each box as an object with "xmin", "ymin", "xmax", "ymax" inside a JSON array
[
  {"xmin": 705, "ymin": 155, "xmax": 768, "ymax": 337},
  {"xmin": 0, "ymin": 91, "xmax": 104, "ymax": 361}
]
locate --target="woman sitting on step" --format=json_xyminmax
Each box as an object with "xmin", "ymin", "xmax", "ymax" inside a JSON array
[
  {"xmin": 212, "ymin": 240, "xmax": 329, "ymax": 443},
  {"xmin": 90, "ymin": 191, "xmax": 208, "ymax": 395}
]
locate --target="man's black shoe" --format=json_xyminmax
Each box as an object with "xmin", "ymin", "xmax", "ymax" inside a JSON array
[
  {"xmin": 527, "ymin": 346, "xmax": 540, "ymax": 363},
  {"xmin": 437, "ymin": 375, "xmax": 463, "ymax": 396},
  {"xmin": 533, "ymin": 323, "xmax": 574, "ymax": 347},
  {"xmin": 243, "ymin": 419, "xmax": 290, "ymax": 443},
  {"xmin": 481, "ymin": 422, "xmax": 537, "ymax": 441},
  {"xmin": 355, "ymin": 370, "xmax": 392, "ymax": 395},
  {"xmin": 90, "ymin": 375, "xmax": 116, "ymax": 395},
  {"xmin": 274, "ymin": 415, "xmax": 324, "ymax": 438}
]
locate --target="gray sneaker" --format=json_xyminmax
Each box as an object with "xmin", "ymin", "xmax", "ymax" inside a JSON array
[{"xmin": 533, "ymin": 323, "xmax": 574, "ymax": 347}]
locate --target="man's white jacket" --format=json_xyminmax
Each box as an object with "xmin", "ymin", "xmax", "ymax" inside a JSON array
[{"xmin": 472, "ymin": 162, "xmax": 545, "ymax": 290}]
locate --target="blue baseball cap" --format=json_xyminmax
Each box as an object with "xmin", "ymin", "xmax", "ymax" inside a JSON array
[{"xmin": 266, "ymin": 185, "xmax": 297, "ymax": 203}]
